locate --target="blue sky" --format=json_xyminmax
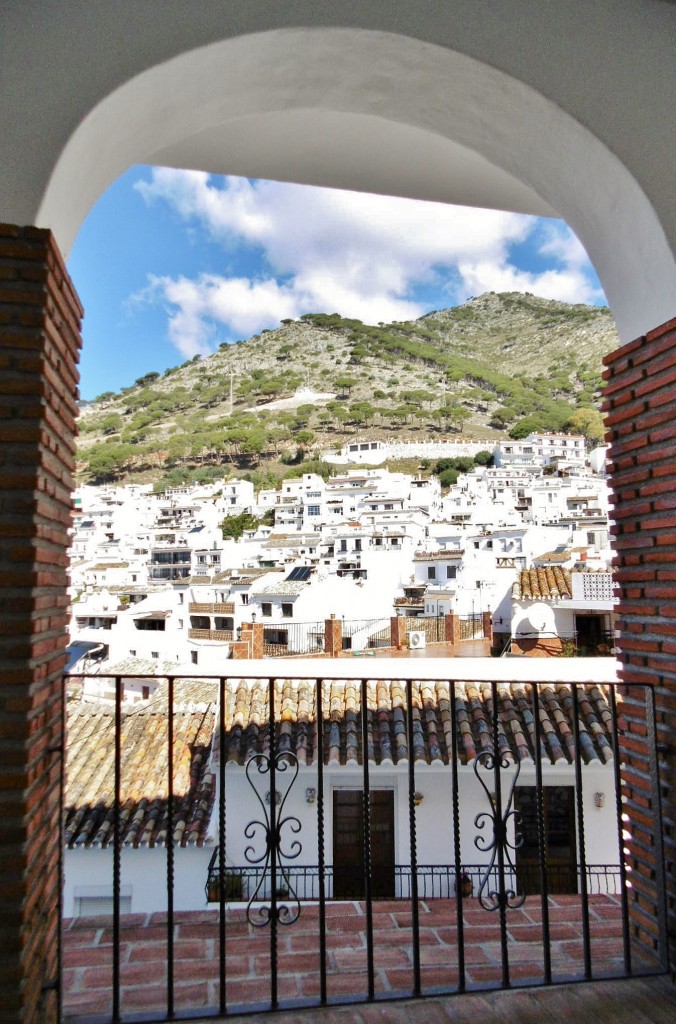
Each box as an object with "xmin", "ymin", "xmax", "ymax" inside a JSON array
[{"xmin": 68, "ymin": 166, "xmax": 606, "ymax": 401}]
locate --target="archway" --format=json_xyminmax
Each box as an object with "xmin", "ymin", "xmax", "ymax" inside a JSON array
[
  {"xmin": 32, "ymin": 28, "xmax": 676, "ymax": 345},
  {"xmin": 1, "ymin": 12, "xmax": 675, "ymax": 1023}
]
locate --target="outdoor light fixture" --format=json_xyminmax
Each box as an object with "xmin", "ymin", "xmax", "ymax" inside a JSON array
[
  {"xmin": 414, "ymin": 791, "xmax": 424, "ymax": 806},
  {"xmin": 305, "ymin": 788, "xmax": 317, "ymax": 804},
  {"xmin": 251, "ymin": 612, "xmax": 256, "ymax": 623},
  {"xmin": 594, "ymin": 792, "xmax": 605, "ymax": 808},
  {"xmin": 265, "ymin": 789, "xmax": 282, "ymax": 806}
]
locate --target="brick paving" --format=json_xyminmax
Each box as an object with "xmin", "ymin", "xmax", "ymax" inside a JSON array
[{"xmin": 62, "ymin": 894, "xmax": 658, "ymax": 1021}]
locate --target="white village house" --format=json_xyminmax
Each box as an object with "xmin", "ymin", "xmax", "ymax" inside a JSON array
[{"xmin": 63, "ymin": 661, "xmax": 621, "ymax": 918}]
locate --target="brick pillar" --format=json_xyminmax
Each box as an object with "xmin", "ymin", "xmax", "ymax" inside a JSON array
[
  {"xmin": 250, "ymin": 622, "xmax": 264, "ymax": 658},
  {"xmin": 229, "ymin": 641, "xmax": 250, "ymax": 659},
  {"xmin": 324, "ymin": 615, "xmax": 342, "ymax": 657},
  {"xmin": 482, "ymin": 610, "xmax": 493, "ymax": 642},
  {"xmin": 0, "ymin": 226, "xmax": 81, "ymax": 1024},
  {"xmin": 445, "ymin": 613, "xmax": 460, "ymax": 645},
  {"xmin": 390, "ymin": 614, "xmax": 407, "ymax": 648},
  {"xmin": 603, "ymin": 315, "xmax": 676, "ymax": 971}
]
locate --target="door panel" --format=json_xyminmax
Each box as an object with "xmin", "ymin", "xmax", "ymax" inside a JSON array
[
  {"xmin": 333, "ymin": 790, "xmax": 395, "ymax": 899},
  {"xmin": 515, "ymin": 786, "xmax": 576, "ymax": 894}
]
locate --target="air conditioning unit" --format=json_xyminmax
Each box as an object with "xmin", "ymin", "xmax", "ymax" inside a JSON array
[{"xmin": 408, "ymin": 630, "xmax": 426, "ymax": 650}]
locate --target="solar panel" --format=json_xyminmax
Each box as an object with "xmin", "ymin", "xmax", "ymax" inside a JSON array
[{"xmin": 286, "ymin": 566, "xmax": 312, "ymax": 581}]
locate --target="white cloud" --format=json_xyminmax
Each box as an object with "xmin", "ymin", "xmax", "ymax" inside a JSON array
[
  {"xmin": 456, "ymin": 260, "xmax": 601, "ymax": 307},
  {"xmin": 134, "ymin": 169, "xmax": 605, "ymax": 358},
  {"xmin": 138, "ymin": 273, "xmax": 304, "ymax": 358}
]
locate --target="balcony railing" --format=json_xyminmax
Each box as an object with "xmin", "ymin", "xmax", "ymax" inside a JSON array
[
  {"xmin": 189, "ymin": 602, "xmax": 235, "ymax": 614},
  {"xmin": 188, "ymin": 628, "xmax": 234, "ymax": 641},
  {"xmin": 261, "ymin": 620, "xmax": 326, "ymax": 656},
  {"xmin": 61, "ymin": 659, "xmax": 669, "ymax": 1022},
  {"xmin": 205, "ymin": 861, "xmax": 623, "ymax": 904}
]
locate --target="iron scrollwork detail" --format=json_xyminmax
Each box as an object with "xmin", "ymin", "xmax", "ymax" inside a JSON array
[
  {"xmin": 473, "ymin": 749, "xmax": 526, "ymax": 911},
  {"xmin": 244, "ymin": 750, "xmax": 302, "ymax": 927}
]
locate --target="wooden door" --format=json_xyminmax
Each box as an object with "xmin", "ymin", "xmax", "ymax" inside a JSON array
[
  {"xmin": 515, "ymin": 786, "xmax": 577, "ymax": 894},
  {"xmin": 333, "ymin": 790, "xmax": 395, "ymax": 899}
]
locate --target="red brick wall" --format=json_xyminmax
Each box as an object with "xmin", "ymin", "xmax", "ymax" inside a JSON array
[
  {"xmin": 0, "ymin": 226, "xmax": 81, "ymax": 1022},
  {"xmin": 510, "ymin": 636, "xmax": 564, "ymax": 657},
  {"xmin": 445, "ymin": 613, "xmax": 460, "ymax": 644},
  {"xmin": 603, "ymin": 316, "xmax": 676, "ymax": 971},
  {"xmin": 324, "ymin": 615, "xmax": 342, "ymax": 657},
  {"xmin": 390, "ymin": 615, "xmax": 407, "ymax": 648}
]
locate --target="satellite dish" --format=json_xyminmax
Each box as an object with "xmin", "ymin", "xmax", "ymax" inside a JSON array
[{"xmin": 527, "ymin": 602, "xmax": 550, "ymax": 634}]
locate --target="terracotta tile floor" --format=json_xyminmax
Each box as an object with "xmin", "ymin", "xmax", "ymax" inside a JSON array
[{"xmin": 62, "ymin": 894, "xmax": 663, "ymax": 1021}]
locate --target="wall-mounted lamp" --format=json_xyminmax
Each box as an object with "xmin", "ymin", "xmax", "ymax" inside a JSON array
[
  {"xmin": 305, "ymin": 787, "xmax": 317, "ymax": 804},
  {"xmin": 265, "ymin": 789, "xmax": 282, "ymax": 806},
  {"xmin": 594, "ymin": 792, "xmax": 605, "ymax": 809},
  {"xmin": 251, "ymin": 612, "xmax": 256, "ymax": 623},
  {"xmin": 413, "ymin": 791, "xmax": 424, "ymax": 806}
]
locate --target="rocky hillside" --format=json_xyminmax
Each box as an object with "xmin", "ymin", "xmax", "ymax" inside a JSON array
[{"xmin": 77, "ymin": 292, "xmax": 616, "ymax": 487}]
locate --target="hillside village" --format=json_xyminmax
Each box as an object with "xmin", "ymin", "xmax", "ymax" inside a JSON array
[{"xmin": 68, "ymin": 428, "xmax": 616, "ymax": 700}]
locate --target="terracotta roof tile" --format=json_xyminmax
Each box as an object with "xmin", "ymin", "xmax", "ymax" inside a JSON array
[
  {"xmin": 65, "ymin": 684, "xmax": 217, "ymax": 849},
  {"xmin": 512, "ymin": 567, "xmax": 572, "ymax": 601},
  {"xmin": 217, "ymin": 679, "xmax": 613, "ymax": 768},
  {"xmin": 65, "ymin": 677, "xmax": 613, "ymax": 850}
]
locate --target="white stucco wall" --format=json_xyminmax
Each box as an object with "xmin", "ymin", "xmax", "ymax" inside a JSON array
[
  {"xmin": 63, "ymin": 846, "xmax": 215, "ymax": 918},
  {"xmin": 2, "ymin": 4, "xmax": 675, "ymax": 340},
  {"xmin": 64, "ymin": 754, "xmax": 619, "ymax": 917}
]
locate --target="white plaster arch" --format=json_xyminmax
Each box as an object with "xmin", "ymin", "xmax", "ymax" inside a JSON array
[{"xmin": 30, "ymin": 28, "xmax": 676, "ymax": 343}]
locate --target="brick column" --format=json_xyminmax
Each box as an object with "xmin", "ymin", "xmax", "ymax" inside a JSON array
[
  {"xmin": 390, "ymin": 614, "xmax": 407, "ymax": 649},
  {"xmin": 250, "ymin": 622, "xmax": 264, "ymax": 658},
  {"xmin": 0, "ymin": 225, "xmax": 81, "ymax": 1024},
  {"xmin": 445, "ymin": 613, "xmax": 460, "ymax": 645},
  {"xmin": 229, "ymin": 641, "xmax": 250, "ymax": 660},
  {"xmin": 324, "ymin": 615, "xmax": 342, "ymax": 657},
  {"xmin": 603, "ymin": 316, "xmax": 676, "ymax": 971}
]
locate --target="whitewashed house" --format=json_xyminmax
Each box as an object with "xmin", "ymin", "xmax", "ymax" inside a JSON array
[{"xmin": 63, "ymin": 664, "xmax": 621, "ymax": 918}]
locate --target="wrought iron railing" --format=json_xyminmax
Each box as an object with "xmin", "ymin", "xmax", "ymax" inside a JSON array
[
  {"xmin": 205, "ymin": 860, "xmax": 623, "ymax": 903},
  {"xmin": 399, "ymin": 614, "xmax": 447, "ymax": 643},
  {"xmin": 340, "ymin": 616, "xmax": 392, "ymax": 649},
  {"xmin": 61, "ymin": 659, "xmax": 669, "ymax": 1022},
  {"xmin": 459, "ymin": 612, "xmax": 484, "ymax": 640},
  {"xmin": 260, "ymin": 620, "xmax": 326, "ymax": 656}
]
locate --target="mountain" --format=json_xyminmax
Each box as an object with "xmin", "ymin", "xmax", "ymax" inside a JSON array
[{"xmin": 77, "ymin": 292, "xmax": 617, "ymax": 487}]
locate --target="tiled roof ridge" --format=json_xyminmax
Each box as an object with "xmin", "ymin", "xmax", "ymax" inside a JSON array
[
  {"xmin": 513, "ymin": 566, "xmax": 572, "ymax": 601},
  {"xmin": 218, "ymin": 677, "xmax": 613, "ymax": 770}
]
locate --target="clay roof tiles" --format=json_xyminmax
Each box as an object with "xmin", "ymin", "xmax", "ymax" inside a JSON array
[
  {"xmin": 218, "ymin": 678, "xmax": 614, "ymax": 769},
  {"xmin": 65, "ymin": 682, "xmax": 217, "ymax": 850},
  {"xmin": 513, "ymin": 566, "xmax": 572, "ymax": 601},
  {"xmin": 65, "ymin": 677, "xmax": 614, "ymax": 849}
]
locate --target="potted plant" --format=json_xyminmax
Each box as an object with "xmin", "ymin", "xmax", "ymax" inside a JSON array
[
  {"xmin": 457, "ymin": 872, "xmax": 473, "ymax": 898},
  {"xmin": 206, "ymin": 870, "xmax": 244, "ymax": 903}
]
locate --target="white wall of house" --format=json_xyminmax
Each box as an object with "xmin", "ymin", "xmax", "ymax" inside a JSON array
[
  {"xmin": 63, "ymin": 758, "xmax": 619, "ymax": 917},
  {"xmin": 63, "ymin": 846, "xmax": 214, "ymax": 918}
]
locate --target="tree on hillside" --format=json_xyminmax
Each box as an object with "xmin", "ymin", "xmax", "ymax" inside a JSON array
[
  {"xmin": 294, "ymin": 404, "xmax": 316, "ymax": 428},
  {"xmin": 349, "ymin": 401, "xmax": 376, "ymax": 426},
  {"xmin": 490, "ymin": 406, "xmax": 517, "ymax": 429},
  {"xmin": 295, "ymin": 430, "xmax": 316, "ymax": 455},
  {"xmin": 135, "ymin": 371, "xmax": 160, "ymax": 388},
  {"xmin": 334, "ymin": 375, "xmax": 356, "ymax": 398},
  {"xmin": 565, "ymin": 408, "xmax": 606, "ymax": 445},
  {"xmin": 220, "ymin": 512, "xmax": 260, "ymax": 540}
]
